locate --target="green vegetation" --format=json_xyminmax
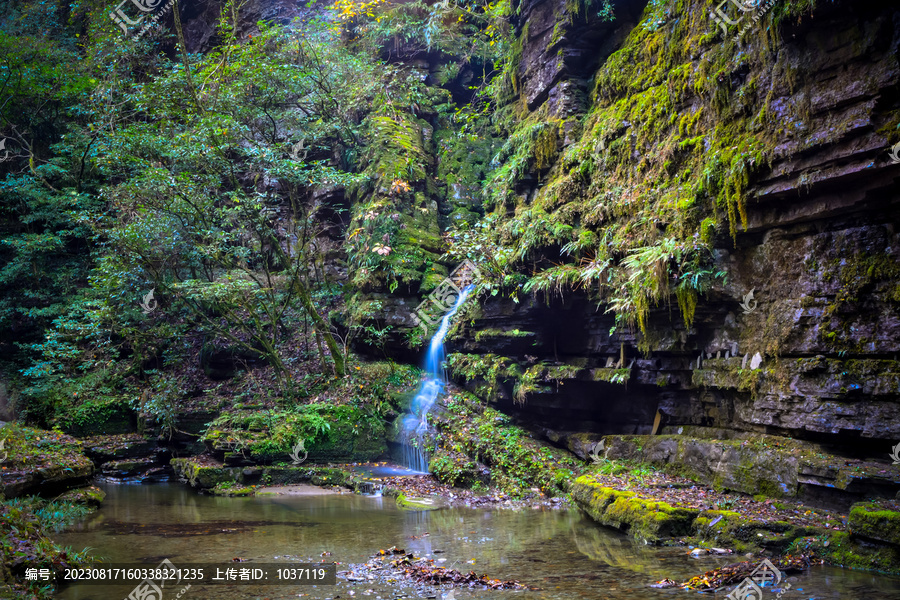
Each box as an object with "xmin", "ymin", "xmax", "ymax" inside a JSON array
[
  {"xmin": 0, "ymin": 497, "xmax": 95, "ymax": 599},
  {"xmin": 0, "ymin": 424, "xmax": 92, "ymax": 474},
  {"xmin": 429, "ymin": 391, "xmax": 581, "ymax": 496},
  {"xmin": 1, "ymin": 0, "xmax": 898, "ymax": 593},
  {"xmin": 202, "ymin": 402, "xmax": 388, "ymax": 462},
  {"xmin": 444, "ymin": 0, "xmax": 832, "ymax": 342},
  {"xmin": 570, "ymin": 475, "xmax": 696, "ymax": 544}
]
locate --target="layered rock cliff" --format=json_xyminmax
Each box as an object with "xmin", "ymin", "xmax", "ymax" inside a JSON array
[{"xmin": 350, "ymin": 0, "xmax": 900, "ymax": 505}]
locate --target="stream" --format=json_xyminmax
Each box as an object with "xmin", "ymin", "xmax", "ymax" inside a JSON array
[{"xmin": 53, "ymin": 482, "xmax": 900, "ymax": 599}]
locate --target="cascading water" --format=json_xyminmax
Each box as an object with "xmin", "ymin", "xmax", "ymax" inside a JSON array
[{"xmin": 399, "ymin": 285, "xmax": 474, "ymax": 472}]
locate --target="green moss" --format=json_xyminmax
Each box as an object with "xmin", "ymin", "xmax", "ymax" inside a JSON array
[
  {"xmin": 849, "ymin": 502, "xmax": 900, "ymax": 546},
  {"xmin": 55, "ymin": 486, "xmax": 106, "ymax": 507},
  {"xmin": 571, "ymin": 476, "xmax": 697, "ymax": 544},
  {"xmin": 308, "ymin": 467, "xmax": 351, "ymax": 487},
  {"xmin": 395, "ymin": 494, "xmax": 444, "ymax": 510},
  {"xmin": 201, "ymin": 403, "xmax": 388, "ymax": 463},
  {"xmin": 447, "ymin": 353, "xmax": 518, "ymax": 401},
  {"xmin": 461, "ymin": 0, "xmax": 824, "ymax": 339},
  {"xmin": 589, "ymin": 367, "xmax": 631, "ymax": 385},
  {"xmin": 818, "ymin": 252, "xmax": 900, "ymax": 351},
  {"xmin": 429, "ymin": 447, "xmax": 480, "ymax": 487},
  {"xmin": 211, "ymin": 482, "xmax": 256, "ymax": 496},
  {"xmin": 0, "ymin": 424, "xmax": 94, "ymax": 498},
  {"xmin": 822, "ymin": 531, "xmax": 900, "ymax": 574},
  {"xmin": 171, "ymin": 458, "xmax": 239, "ymax": 489},
  {"xmin": 690, "ymin": 509, "xmax": 823, "ymax": 554},
  {"xmin": 473, "ymin": 328, "xmax": 536, "ymax": 341},
  {"xmin": 430, "ymin": 392, "xmax": 581, "ymax": 498}
]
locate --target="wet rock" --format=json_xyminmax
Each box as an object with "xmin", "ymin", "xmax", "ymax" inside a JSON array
[
  {"xmin": 570, "ymin": 477, "xmax": 697, "ymax": 544},
  {"xmin": 82, "ymin": 433, "xmax": 157, "ymax": 463},
  {"xmin": 56, "ymin": 485, "xmax": 106, "ymax": 506},
  {"xmin": 0, "ymin": 426, "xmax": 94, "ymax": 499},
  {"xmin": 100, "ymin": 458, "xmax": 159, "ymax": 478},
  {"xmin": 170, "ymin": 457, "xmax": 240, "ymax": 489}
]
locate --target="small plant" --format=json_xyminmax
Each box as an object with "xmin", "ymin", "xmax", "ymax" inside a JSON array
[
  {"xmin": 715, "ymin": 497, "xmax": 739, "ymax": 510},
  {"xmin": 594, "ymin": 459, "xmax": 627, "ymax": 476}
]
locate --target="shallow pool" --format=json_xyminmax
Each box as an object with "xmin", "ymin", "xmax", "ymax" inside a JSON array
[{"xmin": 53, "ymin": 482, "xmax": 900, "ymax": 599}]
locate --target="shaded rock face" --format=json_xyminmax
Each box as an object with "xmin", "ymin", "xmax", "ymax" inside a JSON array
[
  {"xmin": 375, "ymin": 0, "xmax": 900, "ymax": 470},
  {"xmin": 602, "ymin": 429, "xmax": 900, "ymax": 511},
  {"xmin": 513, "ymin": 0, "xmax": 648, "ymax": 113},
  {"xmin": 181, "ymin": 0, "xmax": 314, "ymax": 52}
]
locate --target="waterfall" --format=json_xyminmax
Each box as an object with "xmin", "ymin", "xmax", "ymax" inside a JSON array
[{"xmin": 399, "ymin": 285, "xmax": 474, "ymax": 472}]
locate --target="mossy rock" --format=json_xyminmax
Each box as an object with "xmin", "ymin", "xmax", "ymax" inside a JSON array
[
  {"xmin": 201, "ymin": 405, "xmax": 389, "ymax": 464},
  {"xmin": 387, "ymin": 390, "xmax": 417, "ymax": 413},
  {"xmin": 396, "ymin": 494, "xmax": 446, "ymax": 511},
  {"xmin": 308, "ymin": 467, "xmax": 351, "ymax": 488},
  {"xmin": 850, "ymin": 501, "xmax": 900, "ymax": 546},
  {"xmin": 571, "ymin": 475, "xmax": 698, "ymax": 544},
  {"xmin": 691, "ymin": 509, "xmax": 825, "ymax": 554},
  {"xmin": 382, "ymin": 486, "xmax": 402, "ymax": 498},
  {"xmin": 81, "ymin": 434, "xmax": 156, "ymax": 463},
  {"xmin": 820, "ymin": 531, "xmax": 900, "ymax": 574},
  {"xmin": 56, "ymin": 485, "xmax": 106, "ymax": 506},
  {"xmin": 446, "ymin": 207, "xmax": 480, "ymax": 227},
  {"xmin": 570, "ymin": 477, "xmax": 630, "ymax": 518},
  {"xmin": 306, "ymin": 422, "xmax": 388, "ymax": 463},
  {"xmin": 603, "ymin": 434, "xmax": 799, "ymax": 497},
  {"xmin": 170, "ymin": 458, "xmax": 239, "ymax": 489},
  {"xmin": 0, "ymin": 425, "xmax": 95, "ymax": 499},
  {"xmin": 604, "ymin": 496, "xmax": 697, "ymax": 543},
  {"xmin": 257, "ymin": 466, "xmax": 351, "ymax": 488},
  {"xmin": 100, "ymin": 458, "xmax": 156, "ymax": 477},
  {"xmin": 259, "ymin": 466, "xmax": 312, "ymax": 486}
]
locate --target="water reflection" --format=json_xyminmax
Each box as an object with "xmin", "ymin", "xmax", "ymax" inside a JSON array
[{"xmin": 53, "ymin": 482, "xmax": 900, "ymax": 599}]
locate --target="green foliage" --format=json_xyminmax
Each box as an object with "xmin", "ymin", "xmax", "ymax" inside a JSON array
[
  {"xmin": 432, "ymin": 392, "xmax": 582, "ymax": 497},
  {"xmin": 205, "ymin": 404, "xmax": 335, "ymax": 452},
  {"xmin": 460, "ymin": 0, "xmax": 822, "ymax": 340},
  {"xmin": 0, "ymin": 496, "xmax": 93, "ymax": 599},
  {"xmin": 0, "ymin": 29, "xmax": 100, "ymax": 370},
  {"xmin": 429, "ymin": 449, "xmax": 479, "ymax": 487},
  {"xmin": 447, "ymin": 352, "xmax": 518, "ymax": 401},
  {"xmin": 3, "ymin": 497, "xmax": 92, "ymax": 534}
]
